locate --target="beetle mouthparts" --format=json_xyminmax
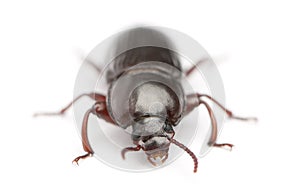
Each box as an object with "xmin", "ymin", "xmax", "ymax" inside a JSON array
[{"xmin": 147, "ymin": 152, "xmax": 169, "ymax": 166}]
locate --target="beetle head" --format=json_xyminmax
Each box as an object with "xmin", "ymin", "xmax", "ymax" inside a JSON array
[
  {"xmin": 143, "ymin": 135, "xmax": 171, "ymax": 166},
  {"xmin": 139, "ymin": 116, "xmax": 172, "ymax": 166},
  {"xmin": 122, "ymin": 115, "xmax": 198, "ymax": 172},
  {"xmin": 122, "ymin": 116, "xmax": 198, "ymax": 172},
  {"xmin": 125, "ymin": 116, "xmax": 173, "ymax": 166}
]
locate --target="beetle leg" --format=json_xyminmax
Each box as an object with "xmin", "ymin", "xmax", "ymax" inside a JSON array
[
  {"xmin": 199, "ymin": 100, "xmax": 234, "ymax": 150},
  {"xmin": 197, "ymin": 93, "xmax": 257, "ymax": 121},
  {"xmin": 33, "ymin": 92, "xmax": 105, "ymax": 117},
  {"xmin": 185, "ymin": 93, "xmax": 257, "ymax": 121},
  {"xmin": 121, "ymin": 145, "xmax": 144, "ymax": 159},
  {"xmin": 72, "ymin": 153, "xmax": 93, "ymax": 165},
  {"xmin": 74, "ymin": 49, "xmax": 102, "ymax": 73},
  {"xmin": 83, "ymin": 57, "xmax": 102, "ymax": 74},
  {"xmin": 185, "ymin": 58, "xmax": 209, "ymax": 76},
  {"xmin": 72, "ymin": 102, "xmax": 105, "ymax": 165},
  {"xmin": 72, "ymin": 107, "xmax": 94, "ymax": 165}
]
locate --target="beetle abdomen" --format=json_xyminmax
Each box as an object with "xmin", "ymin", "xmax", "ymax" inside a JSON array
[
  {"xmin": 106, "ymin": 27, "xmax": 182, "ymax": 83},
  {"xmin": 107, "ymin": 46, "xmax": 182, "ymax": 83}
]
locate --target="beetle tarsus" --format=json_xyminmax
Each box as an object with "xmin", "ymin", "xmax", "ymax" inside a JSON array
[
  {"xmin": 72, "ymin": 152, "xmax": 93, "ymax": 165},
  {"xmin": 230, "ymin": 115, "xmax": 258, "ymax": 122},
  {"xmin": 213, "ymin": 143, "xmax": 234, "ymax": 151},
  {"xmin": 33, "ymin": 109, "xmax": 66, "ymax": 117}
]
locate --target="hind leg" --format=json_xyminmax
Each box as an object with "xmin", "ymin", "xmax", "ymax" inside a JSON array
[{"xmin": 185, "ymin": 93, "xmax": 257, "ymax": 121}]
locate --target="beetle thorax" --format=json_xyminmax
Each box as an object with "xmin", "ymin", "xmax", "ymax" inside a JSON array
[
  {"xmin": 107, "ymin": 62, "xmax": 185, "ymax": 128},
  {"xmin": 129, "ymin": 81, "xmax": 180, "ymax": 120}
]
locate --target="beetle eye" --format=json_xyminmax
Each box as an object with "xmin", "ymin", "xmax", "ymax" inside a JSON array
[
  {"xmin": 164, "ymin": 123, "xmax": 173, "ymax": 133},
  {"xmin": 131, "ymin": 134, "xmax": 141, "ymax": 141}
]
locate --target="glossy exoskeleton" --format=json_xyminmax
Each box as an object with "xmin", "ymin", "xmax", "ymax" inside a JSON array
[{"xmin": 35, "ymin": 28, "xmax": 256, "ymax": 173}]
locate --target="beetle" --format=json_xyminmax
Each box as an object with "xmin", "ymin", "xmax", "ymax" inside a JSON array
[{"xmin": 35, "ymin": 27, "xmax": 256, "ymax": 172}]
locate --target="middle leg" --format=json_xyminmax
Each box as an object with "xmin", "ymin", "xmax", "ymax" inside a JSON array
[
  {"xmin": 34, "ymin": 92, "xmax": 106, "ymax": 117},
  {"xmin": 197, "ymin": 94, "xmax": 257, "ymax": 121}
]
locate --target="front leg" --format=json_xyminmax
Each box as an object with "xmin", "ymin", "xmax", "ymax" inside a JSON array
[
  {"xmin": 198, "ymin": 100, "xmax": 234, "ymax": 150},
  {"xmin": 72, "ymin": 101, "xmax": 106, "ymax": 164}
]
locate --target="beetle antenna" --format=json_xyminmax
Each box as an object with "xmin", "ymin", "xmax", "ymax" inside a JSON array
[{"xmin": 167, "ymin": 137, "xmax": 198, "ymax": 173}]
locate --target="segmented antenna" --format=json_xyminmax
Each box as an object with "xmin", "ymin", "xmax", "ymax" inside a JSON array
[{"xmin": 168, "ymin": 137, "xmax": 198, "ymax": 173}]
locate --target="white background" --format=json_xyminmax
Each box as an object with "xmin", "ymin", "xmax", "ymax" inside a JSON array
[{"xmin": 1, "ymin": 0, "xmax": 299, "ymax": 194}]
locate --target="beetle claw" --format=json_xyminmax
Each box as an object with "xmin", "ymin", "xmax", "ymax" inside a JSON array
[
  {"xmin": 213, "ymin": 143, "xmax": 234, "ymax": 151},
  {"xmin": 72, "ymin": 153, "xmax": 93, "ymax": 165}
]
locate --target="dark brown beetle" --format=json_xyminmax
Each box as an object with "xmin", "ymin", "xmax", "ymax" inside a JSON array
[{"xmin": 35, "ymin": 27, "xmax": 256, "ymax": 172}]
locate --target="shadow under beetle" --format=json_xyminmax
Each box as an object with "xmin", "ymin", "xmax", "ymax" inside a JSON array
[{"xmin": 35, "ymin": 27, "xmax": 256, "ymax": 173}]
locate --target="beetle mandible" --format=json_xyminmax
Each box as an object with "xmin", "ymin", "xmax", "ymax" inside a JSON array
[{"xmin": 35, "ymin": 27, "xmax": 256, "ymax": 173}]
